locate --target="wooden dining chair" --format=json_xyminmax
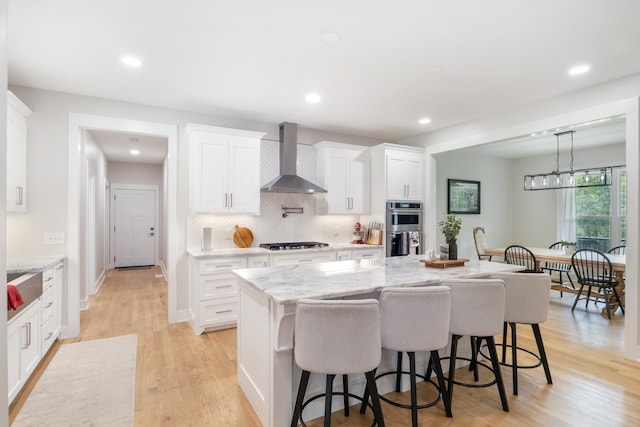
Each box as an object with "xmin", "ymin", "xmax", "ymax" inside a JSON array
[
  {"xmin": 473, "ymin": 227, "xmax": 492, "ymax": 261},
  {"xmin": 570, "ymin": 249, "xmax": 625, "ymax": 319},
  {"xmin": 541, "ymin": 242, "xmax": 575, "ymax": 294},
  {"xmin": 504, "ymin": 245, "xmax": 539, "ymax": 272},
  {"xmin": 608, "ymin": 245, "xmax": 626, "ymax": 255}
]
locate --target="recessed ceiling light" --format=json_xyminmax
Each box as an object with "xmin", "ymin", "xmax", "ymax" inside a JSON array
[
  {"xmin": 568, "ymin": 64, "xmax": 590, "ymax": 76},
  {"xmin": 121, "ymin": 56, "xmax": 142, "ymax": 67},
  {"xmin": 418, "ymin": 118, "xmax": 431, "ymax": 125},
  {"xmin": 305, "ymin": 93, "xmax": 321, "ymax": 104},
  {"xmin": 130, "ymin": 149, "xmax": 140, "ymax": 155},
  {"xmin": 320, "ymin": 31, "xmax": 340, "ymax": 43}
]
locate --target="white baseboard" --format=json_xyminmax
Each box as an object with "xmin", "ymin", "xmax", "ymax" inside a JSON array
[
  {"xmin": 79, "ymin": 297, "xmax": 89, "ymax": 311},
  {"xmin": 159, "ymin": 261, "xmax": 168, "ymax": 281},
  {"xmin": 92, "ymin": 270, "xmax": 105, "ymax": 295}
]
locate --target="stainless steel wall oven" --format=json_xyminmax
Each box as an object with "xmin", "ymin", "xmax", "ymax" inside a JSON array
[{"xmin": 386, "ymin": 201, "xmax": 423, "ymax": 256}]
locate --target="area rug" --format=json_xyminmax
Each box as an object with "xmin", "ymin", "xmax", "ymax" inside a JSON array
[{"xmin": 13, "ymin": 334, "xmax": 137, "ymax": 427}]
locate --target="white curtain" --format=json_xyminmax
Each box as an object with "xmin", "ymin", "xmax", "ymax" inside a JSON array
[{"xmin": 557, "ymin": 188, "xmax": 577, "ymax": 243}]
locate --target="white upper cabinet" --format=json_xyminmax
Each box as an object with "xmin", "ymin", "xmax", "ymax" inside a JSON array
[
  {"xmin": 315, "ymin": 142, "xmax": 370, "ymax": 214},
  {"xmin": 6, "ymin": 91, "xmax": 32, "ymax": 213},
  {"xmin": 385, "ymin": 147, "xmax": 424, "ymax": 201},
  {"xmin": 187, "ymin": 124, "xmax": 266, "ymax": 214}
]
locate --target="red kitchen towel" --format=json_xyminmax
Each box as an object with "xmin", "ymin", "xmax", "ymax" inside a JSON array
[{"xmin": 7, "ymin": 284, "xmax": 24, "ymax": 310}]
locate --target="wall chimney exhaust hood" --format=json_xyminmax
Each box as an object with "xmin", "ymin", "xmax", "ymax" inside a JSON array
[{"xmin": 261, "ymin": 122, "xmax": 327, "ymax": 194}]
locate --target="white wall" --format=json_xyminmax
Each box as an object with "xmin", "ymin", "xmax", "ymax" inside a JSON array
[
  {"xmin": 433, "ymin": 151, "xmax": 512, "ymax": 259},
  {"xmin": 84, "ymin": 130, "xmax": 108, "ymax": 295},
  {"xmin": 108, "ymin": 161, "xmax": 163, "ymax": 187}
]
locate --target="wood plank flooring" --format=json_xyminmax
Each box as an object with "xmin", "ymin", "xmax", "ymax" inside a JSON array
[{"xmin": 9, "ymin": 267, "xmax": 640, "ymax": 426}]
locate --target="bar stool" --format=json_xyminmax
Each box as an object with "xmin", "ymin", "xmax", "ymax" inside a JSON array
[
  {"xmin": 490, "ymin": 272, "xmax": 553, "ymax": 395},
  {"xmin": 440, "ymin": 279, "xmax": 509, "ymax": 412},
  {"xmin": 291, "ymin": 299, "xmax": 385, "ymax": 427},
  {"xmin": 360, "ymin": 286, "xmax": 452, "ymax": 426}
]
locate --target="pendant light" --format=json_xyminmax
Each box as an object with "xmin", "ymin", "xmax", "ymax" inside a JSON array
[{"xmin": 524, "ymin": 130, "xmax": 612, "ymax": 191}]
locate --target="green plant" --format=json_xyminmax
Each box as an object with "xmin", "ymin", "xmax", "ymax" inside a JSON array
[
  {"xmin": 439, "ymin": 214, "xmax": 462, "ymax": 241},
  {"xmin": 560, "ymin": 241, "xmax": 577, "ymax": 247}
]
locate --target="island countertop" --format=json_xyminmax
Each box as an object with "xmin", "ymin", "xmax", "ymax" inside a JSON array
[{"xmin": 233, "ymin": 255, "xmax": 523, "ymax": 305}]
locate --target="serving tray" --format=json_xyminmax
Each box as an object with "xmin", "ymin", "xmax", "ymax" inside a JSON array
[{"xmin": 420, "ymin": 258, "xmax": 469, "ymax": 269}]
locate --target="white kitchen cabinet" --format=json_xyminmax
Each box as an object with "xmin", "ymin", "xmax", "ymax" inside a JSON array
[
  {"xmin": 41, "ymin": 262, "xmax": 64, "ymax": 355},
  {"xmin": 315, "ymin": 142, "xmax": 370, "ymax": 214},
  {"xmin": 7, "ymin": 300, "xmax": 41, "ymax": 402},
  {"xmin": 186, "ymin": 123, "xmax": 266, "ymax": 214},
  {"xmin": 385, "ymin": 146, "xmax": 424, "ymax": 201},
  {"xmin": 189, "ymin": 254, "xmax": 271, "ymax": 334},
  {"xmin": 269, "ymin": 251, "xmax": 336, "ymax": 266},
  {"xmin": 6, "ymin": 91, "xmax": 32, "ymax": 213},
  {"xmin": 336, "ymin": 247, "xmax": 384, "ymax": 261}
]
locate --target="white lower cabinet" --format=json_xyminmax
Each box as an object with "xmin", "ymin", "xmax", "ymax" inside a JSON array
[
  {"xmin": 190, "ymin": 255, "xmax": 269, "ymax": 334},
  {"xmin": 269, "ymin": 251, "xmax": 336, "ymax": 266},
  {"xmin": 336, "ymin": 247, "xmax": 384, "ymax": 261},
  {"xmin": 41, "ymin": 262, "xmax": 63, "ymax": 355},
  {"xmin": 7, "ymin": 300, "xmax": 41, "ymax": 402}
]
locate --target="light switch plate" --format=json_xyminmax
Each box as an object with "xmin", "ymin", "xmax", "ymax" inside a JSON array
[{"xmin": 44, "ymin": 232, "xmax": 65, "ymax": 245}]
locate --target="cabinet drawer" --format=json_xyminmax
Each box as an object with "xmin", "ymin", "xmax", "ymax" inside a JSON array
[
  {"xmin": 247, "ymin": 256, "xmax": 269, "ymax": 268},
  {"xmin": 352, "ymin": 250, "xmax": 382, "ymax": 260},
  {"xmin": 271, "ymin": 252, "xmax": 336, "ymax": 266},
  {"xmin": 42, "ymin": 271, "xmax": 54, "ymax": 291},
  {"xmin": 199, "ymin": 274, "xmax": 238, "ymax": 299},
  {"xmin": 199, "ymin": 297, "xmax": 238, "ymax": 327},
  {"xmin": 198, "ymin": 257, "xmax": 246, "ymax": 274},
  {"xmin": 41, "ymin": 287, "xmax": 54, "ymax": 324},
  {"xmin": 41, "ymin": 316, "xmax": 56, "ymax": 353}
]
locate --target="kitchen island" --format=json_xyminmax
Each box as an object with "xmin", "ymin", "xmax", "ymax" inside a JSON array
[{"xmin": 233, "ymin": 255, "xmax": 522, "ymax": 426}]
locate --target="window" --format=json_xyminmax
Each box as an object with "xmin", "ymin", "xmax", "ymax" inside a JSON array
[{"xmin": 575, "ymin": 168, "xmax": 626, "ymax": 251}]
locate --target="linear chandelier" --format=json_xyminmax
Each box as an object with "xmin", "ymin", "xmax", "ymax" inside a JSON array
[{"xmin": 524, "ymin": 130, "xmax": 612, "ymax": 191}]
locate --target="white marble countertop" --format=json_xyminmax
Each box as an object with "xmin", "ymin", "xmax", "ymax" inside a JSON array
[
  {"xmin": 8, "ymin": 255, "xmax": 65, "ymax": 274},
  {"xmin": 187, "ymin": 243, "xmax": 382, "ymax": 258},
  {"xmin": 234, "ymin": 255, "xmax": 523, "ymax": 305}
]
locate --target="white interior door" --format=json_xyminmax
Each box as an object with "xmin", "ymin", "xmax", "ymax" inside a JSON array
[{"xmin": 113, "ymin": 188, "xmax": 156, "ymax": 267}]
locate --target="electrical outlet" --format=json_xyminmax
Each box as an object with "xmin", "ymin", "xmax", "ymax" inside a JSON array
[
  {"xmin": 44, "ymin": 232, "xmax": 65, "ymax": 245},
  {"xmin": 224, "ymin": 228, "xmax": 232, "ymax": 240}
]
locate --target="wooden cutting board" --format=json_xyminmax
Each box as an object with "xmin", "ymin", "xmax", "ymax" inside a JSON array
[{"xmin": 233, "ymin": 225, "xmax": 254, "ymax": 248}]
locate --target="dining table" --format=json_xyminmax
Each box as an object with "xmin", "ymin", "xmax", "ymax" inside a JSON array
[{"xmin": 484, "ymin": 247, "xmax": 626, "ymax": 316}]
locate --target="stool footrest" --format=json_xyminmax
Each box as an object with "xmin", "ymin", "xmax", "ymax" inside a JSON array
[{"xmin": 374, "ymin": 370, "xmax": 442, "ymax": 409}]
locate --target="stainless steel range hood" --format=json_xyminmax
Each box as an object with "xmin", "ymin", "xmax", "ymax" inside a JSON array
[{"xmin": 261, "ymin": 122, "xmax": 327, "ymax": 194}]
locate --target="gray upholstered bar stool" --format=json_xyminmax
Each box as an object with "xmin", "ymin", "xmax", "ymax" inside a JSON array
[
  {"xmin": 291, "ymin": 299, "xmax": 385, "ymax": 427},
  {"xmin": 440, "ymin": 279, "xmax": 509, "ymax": 412},
  {"xmin": 360, "ymin": 286, "xmax": 452, "ymax": 426},
  {"xmin": 489, "ymin": 272, "xmax": 553, "ymax": 395}
]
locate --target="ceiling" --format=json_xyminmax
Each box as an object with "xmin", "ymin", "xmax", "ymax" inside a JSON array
[
  {"xmin": 465, "ymin": 115, "xmax": 627, "ymax": 159},
  {"xmin": 90, "ymin": 130, "xmax": 168, "ymax": 165},
  {"xmin": 7, "ymin": 1, "xmax": 640, "ymax": 144}
]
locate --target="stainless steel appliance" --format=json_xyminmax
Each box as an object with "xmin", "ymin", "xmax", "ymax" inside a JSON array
[
  {"xmin": 259, "ymin": 241, "xmax": 329, "ymax": 251},
  {"xmin": 386, "ymin": 201, "xmax": 423, "ymax": 257}
]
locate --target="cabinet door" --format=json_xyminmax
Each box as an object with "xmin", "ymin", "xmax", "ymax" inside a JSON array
[
  {"xmin": 6, "ymin": 106, "xmax": 27, "ymax": 213},
  {"xmin": 192, "ymin": 133, "xmax": 229, "ymax": 213},
  {"xmin": 348, "ymin": 150, "xmax": 369, "ymax": 214},
  {"xmin": 228, "ymin": 138, "xmax": 261, "ymax": 213},
  {"xmin": 404, "ymin": 154, "xmax": 424, "ymax": 201},
  {"xmin": 7, "ymin": 319, "xmax": 22, "ymax": 401},
  {"xmin": 20, "ymin": 302, "xmax": 41, "ymax": 381},
  {"xmin": 53, "ymin": 263, "xmax": 64, "ymax": 337},
  {"xmin": 336, "ymin": 250, "xmax": 352, "ymax": 261},
  {"xmin": 325, "ymin": 152, "xmax": 350, "ymax": 214},
  {"xmin": 248, "ymin": 256, "xmax": 269, "ymax": 268},
  {"xmin": 386, "ymin": 154, "xmax": 406, "ymax": 200}
]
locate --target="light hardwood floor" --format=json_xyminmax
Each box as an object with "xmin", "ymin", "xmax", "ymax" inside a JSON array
[{"xmin": 9, "ymin": 267, "xmax": 640, "ymax": 426}]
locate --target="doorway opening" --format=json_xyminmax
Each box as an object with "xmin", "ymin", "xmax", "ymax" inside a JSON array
[{"xmin": 67, "ymin": 114, "xmax": 178, "ymax": 338}]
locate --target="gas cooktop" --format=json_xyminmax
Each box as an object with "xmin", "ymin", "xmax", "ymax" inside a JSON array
[{"xmin": 259, "ymin": 242, "xmax": 330, "ymax": 251}]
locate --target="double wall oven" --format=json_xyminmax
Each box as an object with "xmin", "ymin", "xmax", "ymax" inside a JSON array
[{"xmin": 386, "ymin": 201, "xmax": 424, "ymax": 257}]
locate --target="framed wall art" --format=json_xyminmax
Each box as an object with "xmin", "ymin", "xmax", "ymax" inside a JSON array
[{"xmin": 448, "ymin": 179, "xmax": 480, "ymax": 214}]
